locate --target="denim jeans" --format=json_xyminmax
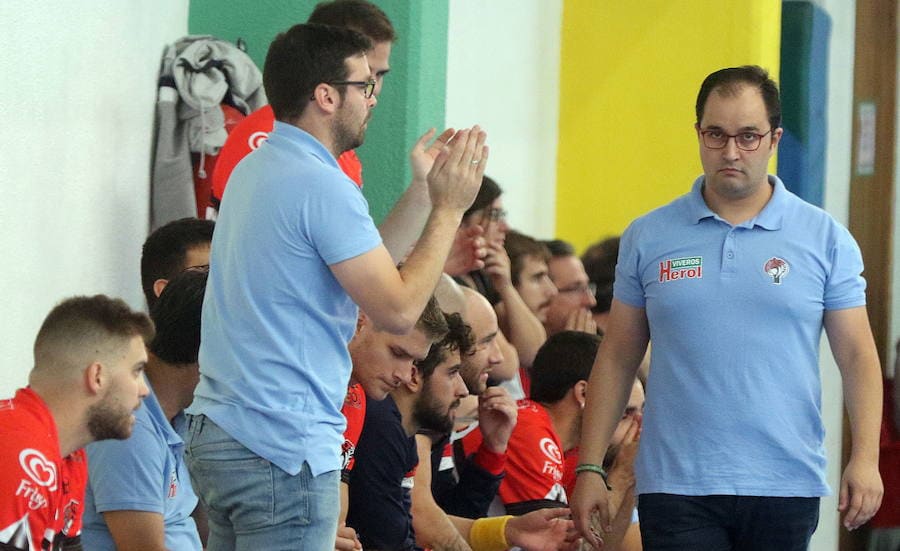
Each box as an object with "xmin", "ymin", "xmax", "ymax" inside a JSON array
[
  {"xmin": 638, "ymin": 493, "xmax": 820, "ymax": 551},
  {"xmin": 185, "ymin": 415, "xmax": 340, "ymax": 551}
]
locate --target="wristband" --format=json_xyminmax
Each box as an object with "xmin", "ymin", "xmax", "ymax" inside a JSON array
[
  {"xmin": 574, "ymin": 463, "xmax": 612, "ymax": 490},
  {"xmin": 469, "ymin": 515, "xmax": 512, "ymax": 551}
]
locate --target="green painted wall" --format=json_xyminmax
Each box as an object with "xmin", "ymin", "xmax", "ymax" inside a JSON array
[{"xmin": 188, "ymin": 0, "xmax": 449, "ymax": 223}]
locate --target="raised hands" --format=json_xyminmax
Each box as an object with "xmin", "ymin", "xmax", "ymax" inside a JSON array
[{"xmin": 427, "ymin": 126, "xmax": 489, "ymax": 213}]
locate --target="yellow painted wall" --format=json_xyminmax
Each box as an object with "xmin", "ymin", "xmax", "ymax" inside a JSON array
[{"xmin": 556, "ymin": 1, "xmax": 781, "ymax": 252}]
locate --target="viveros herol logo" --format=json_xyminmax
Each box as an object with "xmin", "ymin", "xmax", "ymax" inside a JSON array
[{"xmin": 658, "ymin": 256, "xmax": 703, "ymax": 283}]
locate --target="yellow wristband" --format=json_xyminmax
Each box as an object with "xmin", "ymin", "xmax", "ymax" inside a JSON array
[{"xmin": 468, "ymin": 515, "xmax": 513, "ymax": 551}]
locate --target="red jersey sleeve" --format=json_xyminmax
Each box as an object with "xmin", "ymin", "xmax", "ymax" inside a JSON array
[{"xmin": 340, "ymin": 384, "xmax": 367, "ymax": 476}]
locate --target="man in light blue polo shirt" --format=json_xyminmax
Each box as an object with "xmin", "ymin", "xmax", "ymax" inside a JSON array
[
  {"xmin": 571, "ymin": 66, "xmax": 883, "ymax": 550},
  {"xmin": 185, "ymin": 23, "xmax": 487, "ymax": 551},
  {"xmin": 83, "ymin": 268, "xmax": 208, "ymax": 550}
]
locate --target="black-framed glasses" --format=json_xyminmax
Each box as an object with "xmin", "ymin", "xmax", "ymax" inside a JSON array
[
  {"xmin": 699, "ymin": 129, "xmax": 773, "ymax": 151},
  {"xmin": 327, "ymin": 79, "xmax": 376, "ymax": 99}
]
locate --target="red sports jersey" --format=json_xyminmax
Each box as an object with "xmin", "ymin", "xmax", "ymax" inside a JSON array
[
  {"xmin": 498, "ymin": 400, "xmax": 567, "ymax": 506},
  {"xmin": 0, "ymin": 388, "xmax": 65, "ymax": 551},
  {"xmin": 210, "ymin": 105, "xmax": 363, "ymax": 205},
  {"xmin": 341, "ymin": 384, "xmax": 367, "ymax": 474}
]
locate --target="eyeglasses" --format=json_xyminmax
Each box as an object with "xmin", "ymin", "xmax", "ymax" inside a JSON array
[
  {"xmin": 699, "ymin": 129, "xmax": 773, "ymax": 151},
  {"xmin": 482, "ymin": 208, "xmax": 507, "ymax": 222},
  {"xmin": 327, "ymin": 79, "xmax": 377, "ymax": 99},
  {"xmin": 558, "ymin": 282, "xmax": 597, "ymax": 297}
]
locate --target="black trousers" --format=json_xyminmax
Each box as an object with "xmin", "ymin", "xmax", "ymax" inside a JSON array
[{"xmin": 638, "ymin": 493, "xmax": 820, "ymax": 551}]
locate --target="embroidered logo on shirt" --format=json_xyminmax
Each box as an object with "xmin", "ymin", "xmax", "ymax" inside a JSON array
[
  {"xmin": 764, "ymin": 257, "xmax": 789, "ymax": 284},
  {"xmin": 659, "ymin": 256, "xmax": 703, "ymax": 283},
  {"xmin": 168, "ymin": 469, "xmax": 178, "ymax": 498},
  {"xmin": 19, "ymin": 449, "xmax": 57, "ymax": 491}
]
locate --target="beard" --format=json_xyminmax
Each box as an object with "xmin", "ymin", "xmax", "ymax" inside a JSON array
[
  {"xmin": 87, "ymin": 394, "xmax": 135, "ymax": 441},
  {"xmin": 332, "ymin": 106, "xmax": 368, "ymax": 154},
  {"xmin": 413, "ymin": 390, "xmax": 458, "ymax": 435}
]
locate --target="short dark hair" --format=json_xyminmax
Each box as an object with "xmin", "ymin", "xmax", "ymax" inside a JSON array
[
  {"xmin": 308, "ymin": 0, "xmax": 396, "ymax": 43},
  {"xmin": 463, "ymin": 175, "xmax": 503, "ymax": 219},
  {"xmin": 542, "ymin": 238, "xmax": 575, "ymax": 259},
  {"xmin": 416, "ymin": 312, "xmax": 472, "ymax": 378},
  {"xmin": 149, "ymin": 268, "xmax": 208, "ymax": 365},
  {"xmin": 141, "ymin": 218, "xmax": 214, "ymax": 307},
  {"xmin": 505, "ymin": 230, "xmax": 551, "ymax": 287},
  {"xmin": 417, "ymin": 295, "xmax": 449, "ymax": 342},
  {"xmin": 582, "ymin": 236, "xmax": 620, "ymax": 314},
  {"xmin": 530, "ymin": 331, "xmax": 600, "ymax": 403},
  {"xmin": 696, "ymin": 65, "xmax": 781, "ymax": 131},
  {"xmin": 34, "ymin": 295, "xmax": 154, "ymax": 371},
  {"xmin": 264, "ymin": 23, "xmax": 372, "ymax": 123}
]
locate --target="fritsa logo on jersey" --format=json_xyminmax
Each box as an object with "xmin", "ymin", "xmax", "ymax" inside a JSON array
[
  {"xmin": 15, "ymin": 449, "xmax": 57, "ymax": 511},
  {"xmin": 19, "ymin": 449, "xmax": 57, "ymax": 491},
  {"xmin": 539, "ymin": 437, "xmax": 563, "ymax": 481},
  {"xmin": 247, "ymin": 131, "xmax": 269, "ymax": 150},
  {"xmin": 659, "ymin": 256, "xmax": 703, "ymax": 283}
]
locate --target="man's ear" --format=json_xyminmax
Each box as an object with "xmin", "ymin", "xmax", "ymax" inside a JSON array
[
  {"xmin": 770, "ymin": 127, "xmax": 784, "ymax": 149},
  {"xmin": 311, "ymin": 83, "xmax": 339, "ymax": 114},
  {"xmin": 84, "ymin": 361, "xmax": 104, "ymax": 396},
  {"xmin": 404, "ymin": 366, "xmax": 422, "ymax": 393},
  {"xmin": 152, "ymin": 278, "xmax": 169, "ymax": 299},
  {"xmin": 574, "ymin": 380, "xmax": 588, "ymax": 408}
]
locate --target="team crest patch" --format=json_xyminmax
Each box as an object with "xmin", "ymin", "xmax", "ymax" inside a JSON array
[
  {"xmin": 658, "ymin": 256, "xmax": 703, "ymax": 283},
  {"xmin": 764, "ymin": 257, "xmax": 789, "ymax": 284}
]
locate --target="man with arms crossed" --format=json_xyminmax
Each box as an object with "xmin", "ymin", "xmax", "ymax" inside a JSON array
[
  {"xmin": 571, "ymin": 65, "xmax": 883, "ymax": 550},
  {"xmin": 186, "ymin": 23, "xmax": 487, "ymax": 550}
]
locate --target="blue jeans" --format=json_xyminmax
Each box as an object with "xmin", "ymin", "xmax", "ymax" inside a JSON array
[
  {"xmin": 638, "ymin": 494, "xmax": 820, "ymax": 551},
  {"xmin": 185, "ymin": 415, "xmax": 340, "ymax": 551}
]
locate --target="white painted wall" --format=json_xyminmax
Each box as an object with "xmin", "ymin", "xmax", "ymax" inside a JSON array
[
  {"xmin": 445, "ymin": 0, "xmax": 561, "ymax": 240},
  {"xmin": 0, "ymin": 1, "xmax": 188, "ymax": 397}
]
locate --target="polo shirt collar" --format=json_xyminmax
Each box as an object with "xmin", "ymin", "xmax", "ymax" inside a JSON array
[
  {"xmin": 688, "ymin": 174, "xmax": 786, "ymax": 230},
  {"xmin": 143, "ymin": 378, "xmax": 185, "ymax": 448},
  {"xmin": 271, "ymin": 121, "xmax": 340, "ymax": 170}
]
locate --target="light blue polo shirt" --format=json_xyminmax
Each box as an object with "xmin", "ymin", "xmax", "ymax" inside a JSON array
[
  {"xmin": 189, "ymin": 122, "xmax": 382, "ymax": 476},
  {"xmin": 83, "ymin": 383, "xmax": 201, "ymax": 550},
  {"xmin": 616, "ymin": 175, "xmax": 866, "ymax": 497}
]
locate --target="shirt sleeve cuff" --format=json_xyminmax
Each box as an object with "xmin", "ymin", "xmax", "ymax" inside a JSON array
[{"xmin": 474, "ymin": 445, "xmax": 506, "ymax": 475}]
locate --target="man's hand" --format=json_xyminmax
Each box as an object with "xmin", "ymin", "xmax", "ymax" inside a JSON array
[
  {"xmin": 427, "ymin": 127, "xmax": 488, "ymax": 212},
  {"xmin": 444, "ymin": 225, "xmax": 487, "ymax": 276},
  {"xmin": 606, "ymin": 417, "xmax": 640, "ymax": 492},
  {"xmin": 506, "ymin": 508, "xmax": 580, "ymax": 551},
  {"xmin": 482, "ymin": 242, "xmax": 513, "ymax": 292},
  {"xmin": 477, "ymin": 386, "xmax": 518, "ymax": 453},
  {"xmin": 411, "ymin": 127, "xmax": 456, "ymax": 184},
  {"xmin": 570, "ymin": 473, "xmax": 614, "ymax": 549},
  {"xmin": 334, "ymin": 523, "xmax": 362, "ymax": 551},
  {"xmin": 564, "ymin": 308, "xmax": 597, "ymax": 335},
  {"xmin": 838, "ymin": 457, "xmax": 883, "ymax": 530}
]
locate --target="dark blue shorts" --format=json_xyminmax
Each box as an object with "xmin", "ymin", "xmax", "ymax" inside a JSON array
[{"xmin": 638, "ymin": 493, "xmax": 820, "ymax": 551}]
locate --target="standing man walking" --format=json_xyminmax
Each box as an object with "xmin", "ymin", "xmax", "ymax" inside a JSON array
[
  {"xmin": 186, "ymin": 23, "xmax": 487, "ymax": 551},
  {"xmin": 571, "ymin": 65, "xmax": 883, "ymax": 550}
]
